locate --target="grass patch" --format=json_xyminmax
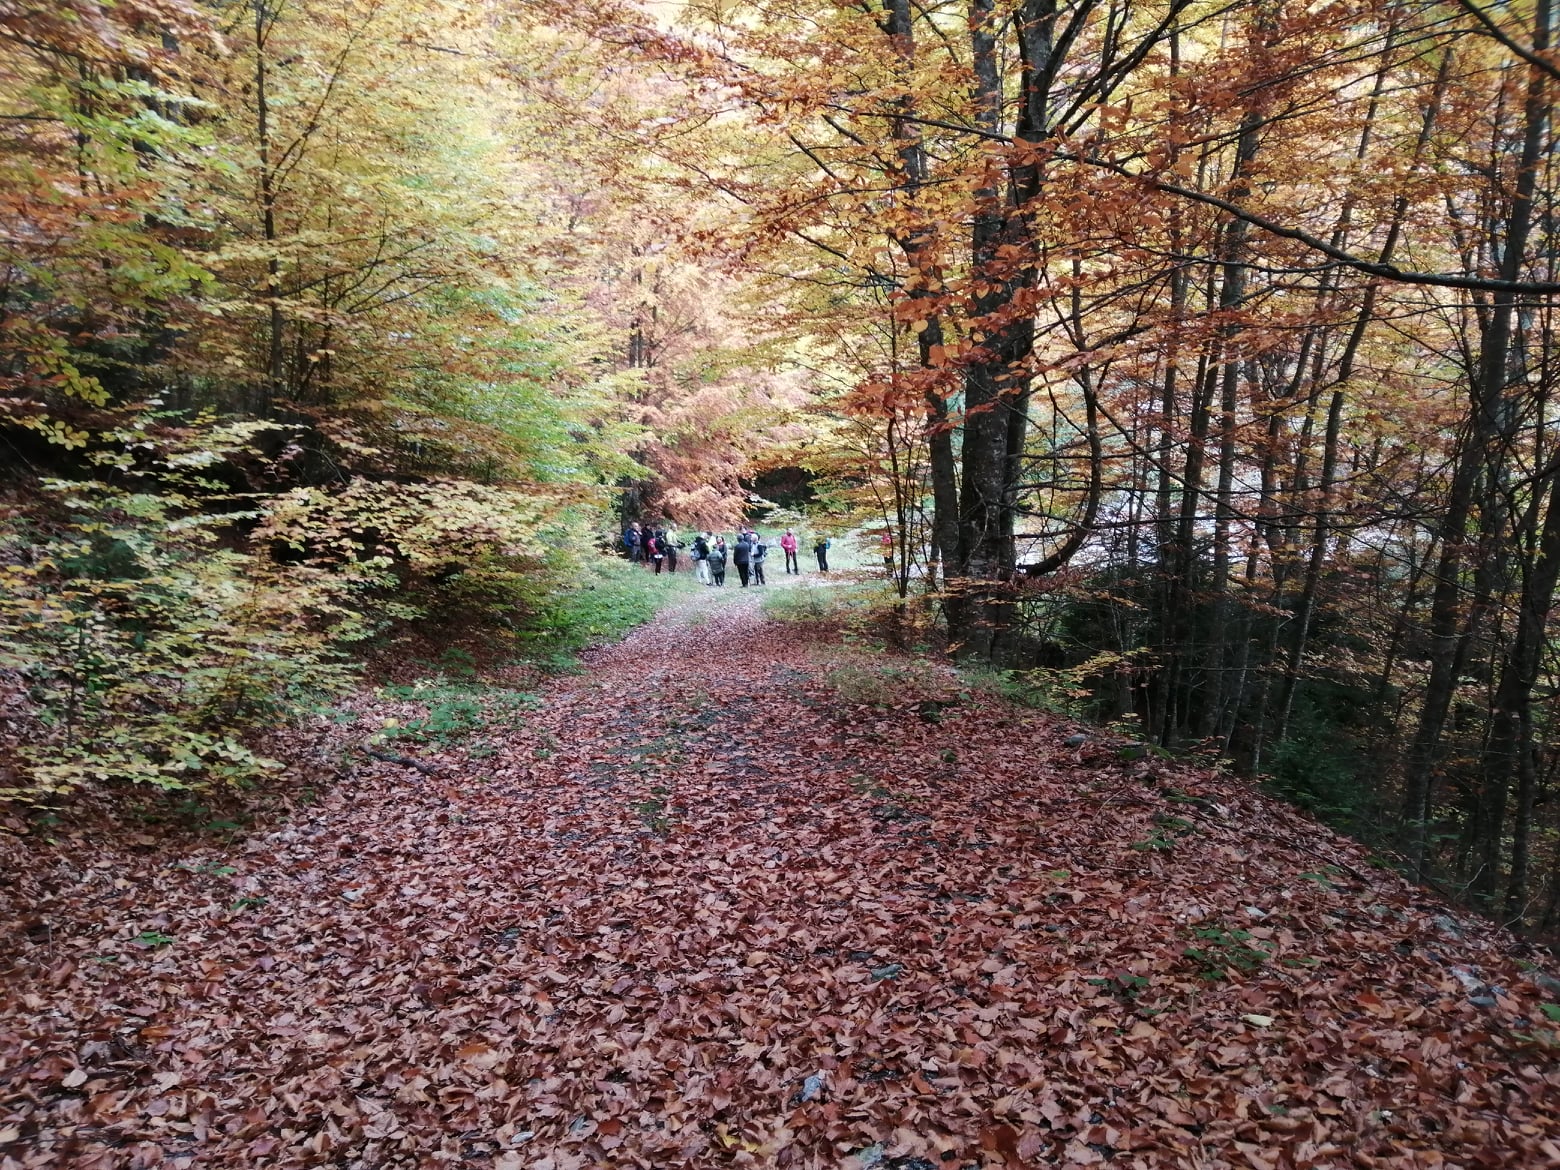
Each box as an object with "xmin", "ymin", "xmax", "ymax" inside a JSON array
[
  {"xmin": 762, "ymin": 578, "xmax": 880, "ymax": 626},
  {"xmin": 634, "ymin": 785, "xmax": 673, "ymax": 834},
  {"xmin": 377, "ymin": 676, "xmax": 540, "ymax": 759},
  {"xmin": 822, "ymin": 656, "xmax": 956, "ymax": 707},
  {"xmin": 519, "ymin": 556, "xmax": 700, "ymax": 671}
]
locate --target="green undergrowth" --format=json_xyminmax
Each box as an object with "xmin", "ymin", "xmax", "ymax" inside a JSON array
[
  {"xmin": 1259, "ymin": 689, "xmax": 1384, "ymax": 838},
  {"xmin": 0, "ymin": 428, "xmax": 688, "ymax": 809},
  {"xmin": 376, "ymin": 679, "xmax": 540, "ymax": 759},
  {"xmin": 0, "ymin": 463, "xmax": 362, "ymax": 805},
  {"xmin": 366, "ymin": 558, "xmax": 691, "ymax": 760},
  {"xmin": 761, "ymin": 577, "xmax": 882, "ymax": 627},
  {"xmin": 955, "ymin": 663, "xmax": 1086, "ymax": 716},
  {"xmin": 516, "ymin": 557, "xmax": 701, "ymax": 672}
]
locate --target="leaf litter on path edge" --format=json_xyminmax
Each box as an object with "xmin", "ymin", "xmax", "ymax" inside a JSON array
[{"xmin": 2, "ymin": 581, "xmax": 1559, "ymax": 1169}]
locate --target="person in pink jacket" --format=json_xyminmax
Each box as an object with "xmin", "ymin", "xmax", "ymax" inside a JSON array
[{"xmin": 780, "ymin": 529, "xmax": 799, "ymax": 574}]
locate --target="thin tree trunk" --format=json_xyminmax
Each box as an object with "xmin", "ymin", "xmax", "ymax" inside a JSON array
[
  {"xmin": 1480, "ymin": 464, "xmax": 1560, "ymax": 909},
  {"xmin": 1403, "ymin": 6, "xmax": 1549, "ymax": 875},
  {"xmin": 255, "ymin": 0, "xmax": 283, "ymax": 416},
  {"xmin": 883, "ymin": 0, "xmax": 959, "ymax": 595}
]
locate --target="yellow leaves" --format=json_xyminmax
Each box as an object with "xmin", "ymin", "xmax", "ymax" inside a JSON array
[
  {"xmin": 712, "ymin": 1122, "xmax": 768, "ymax": 1154},
  {"xmin": 255, "ymin": 478, "xmax": 560, "ymax": 578},
  {"xmin": 0, "ymin": 461, "xmax": 369, "ymax": 799},
  {"xmin": 22, "ymin": 419, "xmax": 91, "ymax": 450}
]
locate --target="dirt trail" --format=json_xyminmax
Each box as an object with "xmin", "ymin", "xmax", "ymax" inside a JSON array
[{"xmin": 3, "ymin": 582, "xmax": 1559, "ymax": 1169}]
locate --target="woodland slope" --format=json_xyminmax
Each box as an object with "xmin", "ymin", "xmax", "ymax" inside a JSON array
[{"xmin": 2, "ymin": 585, "xmax": 1559, "ymax": 1169}]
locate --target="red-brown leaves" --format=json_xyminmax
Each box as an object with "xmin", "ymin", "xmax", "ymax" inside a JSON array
[{"xmin": 2, "ymin": 588, "xmax": 1558, "ymax": 1167}]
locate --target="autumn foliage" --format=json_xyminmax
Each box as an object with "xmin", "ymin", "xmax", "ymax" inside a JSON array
[
  {"xmin": 4, "ymin": 594, "xmax": 1560, "ymax": 1167},
  {"xmin": 0, "ymin": 0, "xmax": 775, "ymax": 798},
  {"xmin": 582, "ymin": 0, "xmax": 1560, "ymax": 927},
  {"xmin": 5, "ymin": 0, "xmax": 1560, "ymax": 1164}
]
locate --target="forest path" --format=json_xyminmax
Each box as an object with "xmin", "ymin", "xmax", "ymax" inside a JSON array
[{"xmin": 4, "ymin": 579, "xmax": 1560, "ymax": 1169}]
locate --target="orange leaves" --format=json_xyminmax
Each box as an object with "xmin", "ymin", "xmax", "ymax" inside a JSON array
[{"xmin": 3, "ymin": 590, "xmax": 1560, "ymax": 1167}]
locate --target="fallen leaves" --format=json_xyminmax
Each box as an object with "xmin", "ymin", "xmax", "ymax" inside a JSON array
[{"xmin": 2, "ymin": 587, "xmax": 1558, "ymax": 1168}]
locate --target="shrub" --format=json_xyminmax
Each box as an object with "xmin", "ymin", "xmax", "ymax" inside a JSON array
[
  {"xmin": 1261, "ymin": 685, "xmax": 1380, "ymax": 834},
  {"xmin": 0, "ymin": 413, "xmax": 675, "ymax": 803},
  {"xmin": 1, "ymin": 484, "xmax": 357, "ymax": 800}
]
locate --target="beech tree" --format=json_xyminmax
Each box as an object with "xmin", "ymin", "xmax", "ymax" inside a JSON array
[
  {"xmin": 619, "ymin": 0, "xmax": 1560, "ymax": 919},
  {"xmin": 0, "ymin": 0, "xmax": 214, "ymax": 431}
]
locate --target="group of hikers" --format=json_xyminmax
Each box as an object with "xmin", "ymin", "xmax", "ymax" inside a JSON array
[{"xmin": 621, "ymin": 521, "xmax": 831, "ymax": 585}]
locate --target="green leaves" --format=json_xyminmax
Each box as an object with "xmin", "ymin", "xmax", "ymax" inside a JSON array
[
  {"xmin": 0, "ymin": 400, "xmax": 653, "ymax": 804},
  {"xmin": 1182, "ymin": 925, "xmax": 1276, "ymax": 979},
  {"xmin": 0, "ymin": 434, "xmax": 362, "ymax": 800}
]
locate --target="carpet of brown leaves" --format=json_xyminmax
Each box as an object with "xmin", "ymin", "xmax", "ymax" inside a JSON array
[{"xmin": 3, "ymin": 584, "xmax": 1559, "ymax": 1169}]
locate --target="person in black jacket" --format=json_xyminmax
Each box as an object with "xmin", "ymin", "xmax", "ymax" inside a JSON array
[{"xmin": 732, "ymin": 532, "xmax": 752, "ymax": 587}]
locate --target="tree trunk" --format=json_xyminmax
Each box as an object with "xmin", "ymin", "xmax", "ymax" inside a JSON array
[
  {"xmin": 254, "ymin": 0, "xmax": 283, "ymax": 417},
  {"xmin": 953, "ymin": 0, "xmax": 1051, "ymax": 661},
  {"xmin": 884, "ymin": 0, "xmax": 959, "ymax": 598},
  {"xmin": 1402, "ymin": 5, "xmax": 1549, "ymax": 875}
]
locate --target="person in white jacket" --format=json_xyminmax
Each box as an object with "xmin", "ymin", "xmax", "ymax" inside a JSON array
[{"xmin": 692, "ymin": 532, "xmax": 712, "ymax": 584}]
